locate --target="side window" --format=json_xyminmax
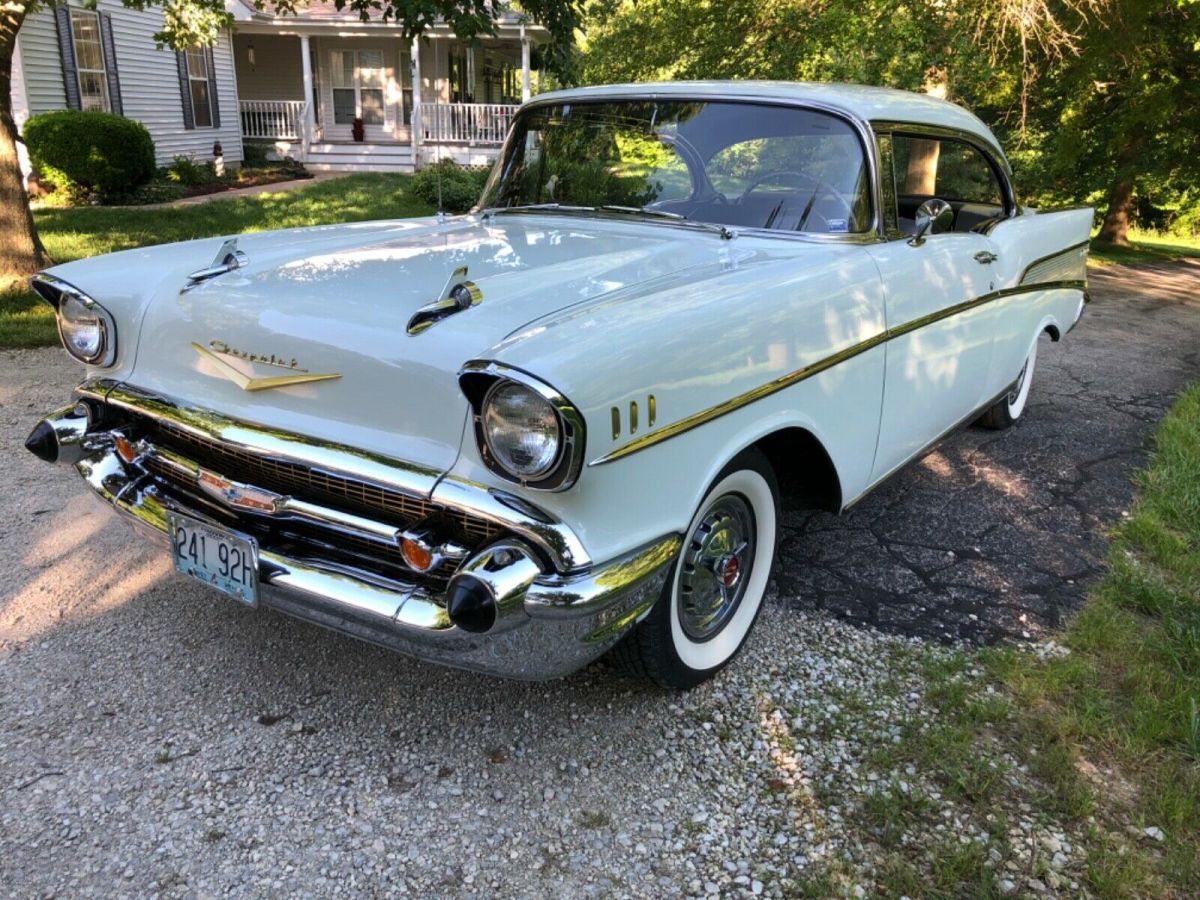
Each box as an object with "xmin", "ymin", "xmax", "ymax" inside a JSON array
[
  {"xmin": 892, "ymin": 134, "xmax": 1002, "ymax": 205},
  {"xmin": 69, "ymin": 10, "xmax": 110, "ymax": 112}
]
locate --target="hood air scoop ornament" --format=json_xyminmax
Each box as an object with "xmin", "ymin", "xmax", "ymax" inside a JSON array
[
  {"xmin": 407, "ymin": 265, "xmax": 483, "ymax": 336},
  {"xmin": 183, "ymin": 238, "xmax": 248, "ymax": 293}
]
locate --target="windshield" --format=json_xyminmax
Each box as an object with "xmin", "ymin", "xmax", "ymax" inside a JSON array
[{"xmin": 478, "ymin": 99, "xmax": 873, "ymax": 235}]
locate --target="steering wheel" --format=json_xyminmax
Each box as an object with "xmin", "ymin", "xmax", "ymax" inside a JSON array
[
  {"xmin": 738, "ymin": 171, "xmax": 844, "ymax": 232},
  {"xmin": 739, "ymin": 170, "xmax": 822, "ymax": 198}
]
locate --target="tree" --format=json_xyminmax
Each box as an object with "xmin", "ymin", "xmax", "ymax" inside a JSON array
[
  {"xmin": 579, "ymin": 0, "xmax": 1200, "ymax": 243},
  {"xmin": 0, "ymin": 0, "xmax": 581, "ymax": 282},
  {"xmin": 1053, "ymin": 0, "xmax": 1200, "ymax": 245}
]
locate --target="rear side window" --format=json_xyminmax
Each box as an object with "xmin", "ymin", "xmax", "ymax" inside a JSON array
[{"xmin": 892, "ymin": 134, "xmax": 1002, "ymax": 205}]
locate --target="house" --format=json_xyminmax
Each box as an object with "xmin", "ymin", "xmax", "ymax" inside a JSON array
[
  {"xmin": 12, "ymin": 1, "xmax": 244, "ymax": 170},
  {"xmin": 11, "ymin": 1, "xmax": 548, "ymax": 179},
  {"xmin": 229, "ymin": 1, "xmax": 547, "ymax": 172}
]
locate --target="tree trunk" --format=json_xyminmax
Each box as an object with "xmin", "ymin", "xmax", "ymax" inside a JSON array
[
  {"xmin": 0, "ymin": 0, "xmax": 48, "ymax": 283},
  {"xmin": 1096, "ymin": 175, "xmax": 1134, "ymax": 247}
]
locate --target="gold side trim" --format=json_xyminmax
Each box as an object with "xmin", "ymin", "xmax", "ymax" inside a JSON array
[
  {"xmin": 589, "ymin": 280, "xmax": 1086, "ymax": 467},
  {"xmin": 192, "ymin": 343, "xmax": 341, "ymax": 392},
  {"xmin": 593, "ymin": 331, "xmax": 889, "ymax": 465}
]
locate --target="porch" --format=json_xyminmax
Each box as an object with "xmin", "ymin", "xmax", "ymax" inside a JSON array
[{"xmin": 231, "ymin": 22, "xmax": 539, "ymax": 171}]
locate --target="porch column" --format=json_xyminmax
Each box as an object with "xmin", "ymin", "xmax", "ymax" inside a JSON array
[
  {"xmin": 520, "ymin": 24, "xmax": 531, "ymax": 102},
  {"xmin": 299, "ymin": 34, "xmax": 315, "ymax": 154},
  {"xmin": 410, "ymin": 37, "xmax": 422, "ymax": 167}
]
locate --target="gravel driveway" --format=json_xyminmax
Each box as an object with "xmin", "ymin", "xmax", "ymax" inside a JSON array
[{"xmin": 1, "ymin": 262, "xmax": 1198, "ymax": 897}]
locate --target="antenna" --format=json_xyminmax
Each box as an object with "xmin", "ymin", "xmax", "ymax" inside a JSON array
[{"xmin": 436, "ymin": 161, "xmax": 444, "ymax": 223}]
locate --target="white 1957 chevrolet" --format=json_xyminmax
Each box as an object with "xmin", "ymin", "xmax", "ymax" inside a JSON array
[{"xmin": 26, "ymin": 82, "xmax": 1090, "ymax": 688}]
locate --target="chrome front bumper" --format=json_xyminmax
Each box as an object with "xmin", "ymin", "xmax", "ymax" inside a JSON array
[{"xmin": 33, "ymin": 386, "xmax": 680, "ymax": 680}]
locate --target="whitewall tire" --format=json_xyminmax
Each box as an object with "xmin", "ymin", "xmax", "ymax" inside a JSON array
[
  {"xmin": 978, "ymin": 333, "xmax": 1039, "ymax": 430},
  {"xmin": 613, "ymin": 449, "xmax": 779, "ymax": 689}
]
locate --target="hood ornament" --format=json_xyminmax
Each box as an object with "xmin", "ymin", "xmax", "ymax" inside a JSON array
[
  {"xmin": 407, "ymin": 265, "xmax": 483, "ymax": 336},
  {"xmin": 193, "ymin": 341, "xmax": 341, "ymax": 392},
  {"xmin": 183, "ymin": 238, "xmax": 249, "ymax": 292}
]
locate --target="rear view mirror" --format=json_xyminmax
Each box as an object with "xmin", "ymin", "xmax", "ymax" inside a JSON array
[{"xmin": 909, "ymin": 199, "xmax": 954, "ymax": 246}]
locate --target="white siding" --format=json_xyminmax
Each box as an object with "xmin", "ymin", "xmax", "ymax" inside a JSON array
[
  {"xmin": 232, "ymin": 34, "xmax": 305, "ymax": 101},
  {"xmin": 18, "ymin": 1, "xmax": 243, "ymax": 165},
  {"xmin": 17, "ymin": 11, "xmax": 66, "ymax": 114}
]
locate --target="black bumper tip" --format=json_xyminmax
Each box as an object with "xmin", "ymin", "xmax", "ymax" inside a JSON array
[{"xmin": 25, "ymin": 421, "xmax": 59, "ymax": 463}]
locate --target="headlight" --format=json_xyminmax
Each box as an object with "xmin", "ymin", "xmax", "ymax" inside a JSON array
[
  {"xmin": 482, "ymin": 380, "xmax": 562, "ymax": 479},
  {"xmin": 30, "ymin": 275, "xmax": 116, "ymax": 367},
  {"xmin": 461, "ymin": 364, "xmax": 587, "ymax": 492},
  {"xmin": 59, "ymin": 293, "xmax": 106, "ymax": 362}
]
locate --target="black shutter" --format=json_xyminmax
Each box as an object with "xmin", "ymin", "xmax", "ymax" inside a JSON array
[
  {"xmin": 205, "ymin": 46, "xmax": 220, "ymax": 128},
  {"xmin": 176, "ymin": 51, "xmax": 195, "ymax": 129},
  {"xmin": 97, "ymin": 12, "xmax": 123, "ymax": 116},
  {"xmin": 54, "ymin": 6, "xmax": 82, "ymax": 111}
]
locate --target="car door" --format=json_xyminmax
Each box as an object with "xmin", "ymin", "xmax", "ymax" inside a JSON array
[{"xmin": 865, "ymin": 131, "xmax": 1007, "ymax": 483}]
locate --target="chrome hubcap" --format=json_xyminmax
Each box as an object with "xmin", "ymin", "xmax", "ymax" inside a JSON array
[{"xmin": 678, "ymin": 494, "xmax": 755, "ymax": 642}]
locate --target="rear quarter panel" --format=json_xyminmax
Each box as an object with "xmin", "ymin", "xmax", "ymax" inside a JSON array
[{"xmin": 985, "ymin": 207, "xmax": 1093, "ymax": 394}]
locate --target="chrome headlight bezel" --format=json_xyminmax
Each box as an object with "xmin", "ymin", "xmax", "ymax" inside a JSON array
[
  {"xmin": 459, "ymin": 362, "xmax": 586, "ymax": 492},
  {"xmin": 30, "ymin": 274, "xmax": 117, "ymax": 367}
]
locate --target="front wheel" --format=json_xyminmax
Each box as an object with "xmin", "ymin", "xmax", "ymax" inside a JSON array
[
  {"xmin": 977, "ymin": 333, "xmax": 1039, "ymax": 430},
  {"xmin": 613, "ymin": 449, "xmax": 779, "ymax": 689}
]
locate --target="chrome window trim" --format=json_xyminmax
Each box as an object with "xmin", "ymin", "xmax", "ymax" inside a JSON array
[
  {"xmin": 869, "ymin": 120, "xmax": 1017, "ymax": 240},
  {"xmin": 73, "ymin": 378, "xmax": 591, "ymax": 573},
  {"xmin": 458, "ymin": 360, "xmax": 588, "ymax": 493},
  {"xmin": 479, "ymin": 93, "xmax": 886, "ymax": 244}
]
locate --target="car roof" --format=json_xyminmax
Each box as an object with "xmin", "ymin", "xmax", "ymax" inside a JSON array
[{"xmin": 528, "ymin": 81, "xmax": 1008, "ymax": 169}]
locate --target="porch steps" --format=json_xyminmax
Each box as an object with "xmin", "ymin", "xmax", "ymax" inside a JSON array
[{"xmin": 304, "ymin": 142, "xmax": 415, "ymax": 174}]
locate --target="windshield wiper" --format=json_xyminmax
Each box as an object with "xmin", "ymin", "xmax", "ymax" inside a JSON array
[
  {"xmin": 484, "ymin": 202, "xmax": 597, "ymax": 215},
  {"xmin": 484, "ymin": 203, "xmax": 735, "ymax": 239},
  {"xmin": 598, "ymin": 205, "xmax": 736, "ymax": 240}
]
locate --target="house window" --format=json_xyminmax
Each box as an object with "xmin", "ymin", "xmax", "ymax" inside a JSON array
[
  {"xmin": 331, "ymin": 50, "xmax": 385, "ymax": 126},
  {"xmin": 70, "ymin": 9, "xmax": 109, "ymax": 112},
  {"xmin": 185, "ymin": 48, "xmax": 214, "ymax": 127}
]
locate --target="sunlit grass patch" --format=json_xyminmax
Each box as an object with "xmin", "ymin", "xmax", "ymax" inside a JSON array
[{"xmin": 1089, "ymin": 229, "xmax": 1200, "ymax": 267}]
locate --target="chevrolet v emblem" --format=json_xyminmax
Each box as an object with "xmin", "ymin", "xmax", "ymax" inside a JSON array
[{"xmin": 191, "ymin": 342, "xmax": 341, "ymax": 392}]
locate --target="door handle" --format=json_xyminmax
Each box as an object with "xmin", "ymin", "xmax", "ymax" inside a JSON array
[{"xmin": 974, "ymin": 250, "xmax": 998, "ymax": 264}]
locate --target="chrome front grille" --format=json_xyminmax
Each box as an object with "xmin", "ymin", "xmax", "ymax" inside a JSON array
[
  {"xmin": 149, "ymin": 420, "xmax": 498, "ymax": 545},
  {"xmin": 131, "ymin": 418, "xmax": 507, "ymax": 586}
]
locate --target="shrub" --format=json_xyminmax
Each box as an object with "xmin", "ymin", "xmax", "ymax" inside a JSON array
[
  {"xmin": 410, "ymin": 159, "xmax": 490, "ymax": 213},
  {"xmin": 24, "ymin": 110, "xmax": 155, "ymax": 199},
  {"xmin": 166, "ymin": 155, "xmax": 217, "ymax": 187},
  {"xmin": 242, "ymin": 142, "xmax": 272, "ymax": 167}
]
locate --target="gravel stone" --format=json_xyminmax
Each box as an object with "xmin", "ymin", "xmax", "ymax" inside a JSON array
[{"xmin": 3, "ymin": 264, "xmax": 1197, "ymax": 895}]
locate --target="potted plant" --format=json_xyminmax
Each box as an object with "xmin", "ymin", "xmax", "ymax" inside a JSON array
[{"xmin": 351, "ymin": 117, "xmax": 365, "ymax": 142}]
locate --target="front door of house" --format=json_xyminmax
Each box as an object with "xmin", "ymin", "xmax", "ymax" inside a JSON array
[{"xmin": 330, "ymin": 49, "xmax": 387, "ymax": 140}]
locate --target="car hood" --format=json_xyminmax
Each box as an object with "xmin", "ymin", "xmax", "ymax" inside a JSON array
[{"xmin": 119, "ymin": 214, "xmax": 741, "ymax": 473}]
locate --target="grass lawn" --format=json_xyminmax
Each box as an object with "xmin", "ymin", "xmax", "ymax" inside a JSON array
[
  {"xmin": 1090, "ymin": 229, "xmax": 1200, "ymax": 267},
  {"xmin": 809, "ymin": 386, "xmax": 1200, "ymax": 897},
  {"xmin": 0, "ymin": 173, "xmax": 435, "ymax": 349}
]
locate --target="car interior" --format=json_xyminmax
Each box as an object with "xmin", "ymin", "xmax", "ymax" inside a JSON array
[{"xmin": 890, "ymin": 134, "xmax": 1008, "ymax": 235}]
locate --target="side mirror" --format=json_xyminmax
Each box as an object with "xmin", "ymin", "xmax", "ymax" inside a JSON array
[{"xmin": 909, "ymin": 199, "xmax": 954, "ymax": 246}]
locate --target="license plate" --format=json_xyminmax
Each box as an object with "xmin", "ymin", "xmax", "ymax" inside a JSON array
[{"xmin": 167, "ymin": 512, "xmax": 259, "ymax": 606}]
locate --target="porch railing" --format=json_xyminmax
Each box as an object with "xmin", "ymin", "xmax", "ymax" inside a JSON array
[
  {"xmin": 422, "ymin": 103, "xmax": 517, "ymax": 145},
  {"xmin": 240, "ymin": 100, "xmax": 308, "ymax": 141}
]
